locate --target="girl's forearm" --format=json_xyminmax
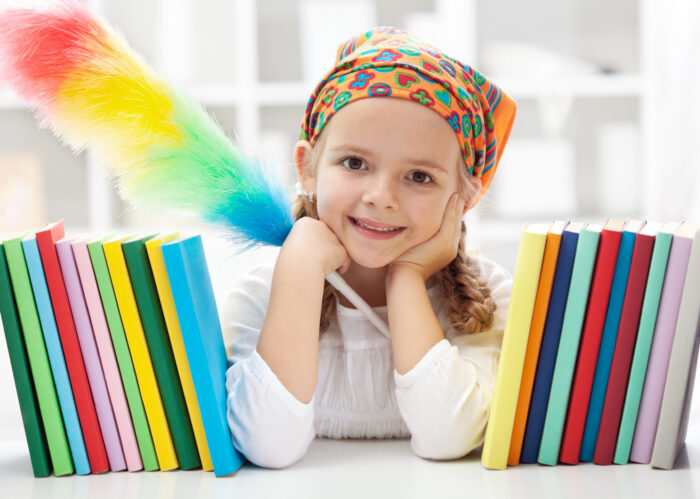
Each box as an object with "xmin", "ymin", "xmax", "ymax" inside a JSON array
[
  {"xmin": 385, "ymin": 266, "xmax": 445, "ymax": 375},
  {"xmin": 256, "ymin": 253, "xmax": 325, "ymax": 404}
]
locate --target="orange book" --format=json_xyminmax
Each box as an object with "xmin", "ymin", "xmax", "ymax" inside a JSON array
[{"xmin": 507, "ymin": 221, "xmax": 567, "ymax": 465}]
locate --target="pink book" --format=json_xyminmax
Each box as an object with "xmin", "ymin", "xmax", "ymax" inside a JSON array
[
  {"xmin": 55, "ymin": 237, "xmax": 126, "ymax": 471},
  {"xmin": 72, "ymin": 238, "xmax": 143, "ymax": 472},
  {"xmin": 629, "ymin": 222, "xmax": 700, "ymax": 463}
]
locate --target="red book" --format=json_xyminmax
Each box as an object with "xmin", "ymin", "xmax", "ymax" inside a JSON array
[
  {"xmin": 593, "ymin": 222, "xmax": 659, "ymax": 464},
  {"xmin": 35, "ymin": 221, "xmax": 109, "ymax": 473},
  {"xmin": 559, "ymin": 219, "xmax": 625, "ymax": 464}
]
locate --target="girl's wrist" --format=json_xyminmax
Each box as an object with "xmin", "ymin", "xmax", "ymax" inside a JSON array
[{"xmin": 386, "ymin": 263, "xmax": 426, "ymax": 290}]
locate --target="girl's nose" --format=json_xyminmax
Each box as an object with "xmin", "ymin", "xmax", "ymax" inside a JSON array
[{"xmin": 361, "ymin": 176, "xmax": 399, "ymax": 210}]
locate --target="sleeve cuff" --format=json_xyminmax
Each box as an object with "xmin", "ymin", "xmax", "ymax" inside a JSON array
[{"xmin": 394, "ymin": 338, "xmax": 453, "ymax": 389}]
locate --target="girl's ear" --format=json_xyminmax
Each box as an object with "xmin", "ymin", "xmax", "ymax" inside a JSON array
[
  {"xmin": 463, "ymin": 175, "xmax": 482, "ymax": 214},
  {"xmin": 294, "ymin": 139, "xmax": 317, "ymax": 193}
]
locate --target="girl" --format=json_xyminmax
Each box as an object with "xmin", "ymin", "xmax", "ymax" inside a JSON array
[{"xmin": 223, "ymin": 26, "xmax": 516, "ymax": 469}]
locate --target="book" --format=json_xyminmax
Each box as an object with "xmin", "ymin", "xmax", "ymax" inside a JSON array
[
  {"xmin": 55, "ymin": 237, "xmax": 126, "ymax": 472},
  {"xmin": 508, "ymin": 220, "xmax": 567, "ymax": 466},
  {"xmin": 651, "ymin": 224, "xmax": 700, "ymax": 469},
  {"xmin": 161, "ymin": 235, "xmax": 246, "ymax": 476},
  {"xmin": 87, "ymin": 235, "xmax": 158, "ymax": 471},
  {"xmin": 122, "ymin": 235, "xmax": 201, "ymax": 470},
  {"xmin": 146, "ymin": 234, "xmax": 214, "ymax": 472},
  {"xmin": 580, "ymin": 220, "xmax": 646, "ymax": 461},
  {"xmin": 538, "ymin": 222, "xmax": 602, "ymax": 466},
  {"xmin": 22, "ymin": 235, "xmax": 90, "ymax": 475},
  {"xmin": 520, "ymin": 221, "xmax": 583, "ymax": 463},
  {"xmin": 614, "ymin": 222, "xmax": 678, "ymax": 464},
  {"xmin": 0, "ymin": 242, "xmax": 52, "ymax": 477},
  {"xmin": 35, "ymin": 221, "xmax": 108, "ymax": 473},
  {"xmin": 594, "ymin": 221, "xmax": 659, "ymax": 464},
  {"xmin": 630, "ymin": 222, "xmax": 699, "ymax": 463},
  {"xmin": 559, "ymin": 219, "xmax": 625, "ymax": 464},
  {"xmin": 72, "ymin": 238, "xmax": 143, "ymax": 472},
  {"xmin": 4, "ymin": 234, "xmax": 74, "ymax": 476},
  {"xmin": 103, "ymin": 235, "xmax": 178, "ymax": 471},
  {"xmin": 481, "ymin": 223, "xmax": 549, "ymax": 470}
]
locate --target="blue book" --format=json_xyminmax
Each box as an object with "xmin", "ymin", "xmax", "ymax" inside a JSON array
[
  {"xmin": 161, "ymin": 235, "xmax": 245, "ymax": 477},
  {"xmin": 22, "ymin": 236, "xmax": 91, "ymax": 475},
  {"xmin": 520, "ymin": 221, "xmax": 583, "ymax": 463},
  {"xmin": 580, "ymin": 220, "xmax": 645, "ymax": 461}
]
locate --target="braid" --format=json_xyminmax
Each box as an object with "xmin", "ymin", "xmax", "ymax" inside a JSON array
[{"xmin": 437, "ymin": 221, "xmax": 496, "ymax": 335}]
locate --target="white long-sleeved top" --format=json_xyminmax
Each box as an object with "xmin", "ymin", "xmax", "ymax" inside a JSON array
[{"xmin": 223, "ymin": 254, "xmax": 512, "ymax": 469}]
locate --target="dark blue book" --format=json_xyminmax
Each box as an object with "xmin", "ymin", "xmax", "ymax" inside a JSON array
[
  {"xmin": 519, "ymin": 221, "xmax": 583, "ymax": 463},
  {"xmin": 580, "ymin": 220, "xmax": 645, "ymax": 461}
]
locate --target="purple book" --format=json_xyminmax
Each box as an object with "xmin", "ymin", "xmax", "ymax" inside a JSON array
[
  {"xmin": 56, "ymin": 237, "xmax": 126, "ymax": 471},
  {"xmin": 629, "ymin": 222, "xmax": 700, "ymax": 463}
]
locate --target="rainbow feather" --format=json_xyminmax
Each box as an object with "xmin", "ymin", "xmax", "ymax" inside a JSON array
[{"xmin": 0, "ymin": 0, "xmax": 293, "ymax": 249}]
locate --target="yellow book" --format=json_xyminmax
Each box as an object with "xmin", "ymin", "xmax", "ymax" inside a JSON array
[
  {"xmin": 146, "ymin": 234, "xmax": 214, "ymax": 472},
  {"xmin": 481, "ymin": 223, "xmax": 550, "ymax": 470},
  {"xmin": 103, "ymin": 235, "xmax": 178, "ymax": 471}
]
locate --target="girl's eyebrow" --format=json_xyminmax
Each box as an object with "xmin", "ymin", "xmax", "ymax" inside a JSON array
[{"xmin": 329, "ymin": 144, "xmax": 448, "ymax": 173}]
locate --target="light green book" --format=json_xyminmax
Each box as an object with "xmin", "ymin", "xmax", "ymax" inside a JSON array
[
  {"xmin": 538, "ymin": 222, "xmax": 601, "ymax": 465},
  {"xmin": 614, "ymin": 222, "xmax": 677, "ymax": 464},
  {"xmin": 87, "ymin": 235, "xmax": 159, "ymax": 471},
  {"xmin": 4, "ymin": 235, "xmax": 74, "ymax": 476}
]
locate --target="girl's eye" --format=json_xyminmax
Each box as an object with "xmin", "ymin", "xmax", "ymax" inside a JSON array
[
  {"xmin": 341, "ymin": 157, "xmax": 367, "ymax": 170},
  {"xmin": 408, "ymin": 171, "xmax": 433, "ymax": 184}
]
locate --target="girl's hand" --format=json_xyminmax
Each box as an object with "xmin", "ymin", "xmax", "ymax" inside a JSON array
[
  {"xmin": 388, "ymin": 193, "xmax": 465, "ymax": 282},
  {"xmin": 279, "ymin": 216, "xmax": 352, "ymax": 278}
]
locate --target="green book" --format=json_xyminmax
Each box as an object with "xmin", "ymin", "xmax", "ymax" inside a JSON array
[
  {"xmin": 3, "ymin": 236, "xmax": 73, "ymax": 476},
  {"xmin": 87, "ymin": 235, "xmax": 159, "ymax": 471},
  {"xmin": 613, "ymin": 222, "xmax": 677, "ymax": 464},
  {"xmin": 0, "ymin": 243, "xmax": 52, "ymax": 477},
  {"xmin": 538, "ymin": 222, "xmax": 602, "ymax": 465},
  {"xmin": 122, "ymin": 235, "xmax": 200, "ymax": 470}
]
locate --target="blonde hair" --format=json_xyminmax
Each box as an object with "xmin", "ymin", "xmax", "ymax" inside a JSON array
[{"xmin": 295, "ymin": 130, "xmax": 496, "ymax": 335}]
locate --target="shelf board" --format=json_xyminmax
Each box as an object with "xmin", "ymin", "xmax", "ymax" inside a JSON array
[{"xmin": 493, "ymin": 73, "xmax": 643, "ymax": 99}]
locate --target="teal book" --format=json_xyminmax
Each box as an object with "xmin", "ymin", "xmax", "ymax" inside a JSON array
[
  {"xmin": 538, "ymin": 222, "xmax": 602, "ymax": 465},
  {"xmin": 122, "ymin": 235, "xmax": 200, "ymax": 470},
  {"xmin": 161, "ymin": 235, "xmax": 246, "ymax": 477},
  {"xmin": 614, "ymin": 221, "xmax": 677, "ymax": 464},
  {"xmin": 580, "ymin": 220, "xmax": 645, "ymax": 461},
  {"xmin": 0, "ymin": 243, "xmax": 51, "ymax": 478},
  {"xmin": 22, "ymin": 236, "xmax": 90, "ymax": 475}
]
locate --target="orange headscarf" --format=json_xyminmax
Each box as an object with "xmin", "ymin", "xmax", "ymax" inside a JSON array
[{"xmin": 300, "ymin": 26, "xmax": 516, "ymax": 203}]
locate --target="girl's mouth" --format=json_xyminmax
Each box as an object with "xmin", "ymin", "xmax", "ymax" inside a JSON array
[{"xmin": 348, "ymin": 216, "xmax": 406, "ymax": 239}]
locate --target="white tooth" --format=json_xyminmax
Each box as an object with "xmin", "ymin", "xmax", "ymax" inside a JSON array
[{"xmin": 355, "ymin": 219, "xmax": 399, "ymax": 232}]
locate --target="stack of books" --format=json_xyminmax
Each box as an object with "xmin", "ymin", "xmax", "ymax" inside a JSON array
[
  {"xmin": 0, "ymin": 220, "xmax": 245, "ymax": 477},
  {"xmin": 482, "ymin": 220, "xmax": 700, "ymax": 470}
]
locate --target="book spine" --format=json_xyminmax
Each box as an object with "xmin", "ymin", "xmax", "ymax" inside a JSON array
[
  {"xmin": 22, "ymin": 238, "xmax": 90, "ymax": 475},
  {"xmin": 56, "ymin": 240, "xmax": 125, "ymax": 472},
  {"xmin": 122, "ymin": 238, "xmax": 200, "ymax": 470},
  {"xmin": 520, "ymin": 229, "xmax": 579, "ymax": 463},
  {"xmin": 538, "ymin": 226, "xmax": 600, "ymax": 465},
  {"xmin": 72, "ymin": 240, "xmax": 142, "ymax": 471},
  {"xmin": 559, "ymin": 227, "xmax": 621, "ymax": 464},
  {"xmin": 594, "ymin": 232, "xmax": 655, "ymax": 464},
  {"xmin": 482, "ymin": 227, "xmax": 547, "ymax": 469},
  {"xmin": 36, "ymin": 223, "xmax": 108, "ymax": 473},
  {"xmin": 580, "ymin": 228, "xmax": 638, "ymax": 461},
  {"xmin": 614, "ymin": 231, "xmax": 673, "ymax": 464},
  {"xmin": 0, "ymin": 244, "xmax": 52, "ymax": 477},
  {"xmin": 103, "ymin": 238, "xmax": 178, "ymax": 471},
  {"xmin": 87, "ymin": 240, "xmax": 158, "ymax": 471},
  {"xmin": 630, "ymin": 235, "xmax": 693, "ymax": 463}
]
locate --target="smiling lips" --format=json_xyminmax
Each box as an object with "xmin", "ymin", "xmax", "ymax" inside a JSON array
[{"xmin": 348, "ymin": 216, "xmax": 406, "ymax": 239}]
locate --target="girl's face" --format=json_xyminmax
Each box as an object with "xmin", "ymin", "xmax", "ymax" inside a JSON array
[{"xmin": 298, "ymin": 97, "xmax": 467, "ymax": 269}]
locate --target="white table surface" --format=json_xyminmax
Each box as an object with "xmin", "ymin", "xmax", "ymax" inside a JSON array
[{"xmin": 1, "ymin": 434, "xmax": 699, "ymax": 499}]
